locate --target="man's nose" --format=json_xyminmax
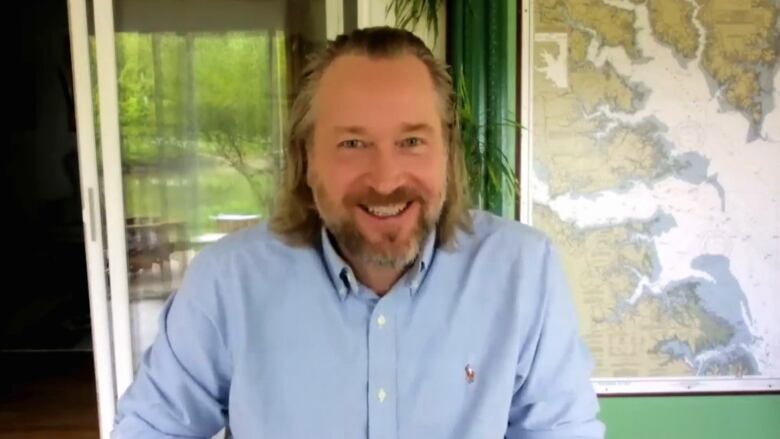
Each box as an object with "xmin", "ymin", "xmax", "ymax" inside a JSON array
[{"xmin": 366, "ymin": 145, "xmax": 403, "ymax": 195}]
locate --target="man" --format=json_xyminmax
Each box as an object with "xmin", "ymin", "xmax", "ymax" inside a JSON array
[{"xmin": 113, "ymin": 27, "xmax": 605, "ymax": 438}]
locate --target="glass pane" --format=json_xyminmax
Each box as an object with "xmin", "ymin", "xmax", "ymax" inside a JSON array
[{"xmin": 102, "ymin": 0, "xmax": 333, "ymax": 369}]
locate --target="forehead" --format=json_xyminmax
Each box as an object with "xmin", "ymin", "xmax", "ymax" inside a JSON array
[{"xmin": 312, "ymin": 54, "xmax": 442, "ymax": 130}]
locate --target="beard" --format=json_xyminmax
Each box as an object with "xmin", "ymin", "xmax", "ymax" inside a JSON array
[{"xmin": 312, "ymin": 181, "xmax": 444, "ymax": 270}]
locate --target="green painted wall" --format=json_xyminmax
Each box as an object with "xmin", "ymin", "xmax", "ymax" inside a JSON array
[{"xmin": 599, "ymin": 395, "xmax": 780, "ymax": 439}]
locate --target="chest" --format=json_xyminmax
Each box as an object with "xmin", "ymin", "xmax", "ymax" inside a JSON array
[{"xmin": 225, "ymin": 272, "xmax": 527, "ymax": 438}]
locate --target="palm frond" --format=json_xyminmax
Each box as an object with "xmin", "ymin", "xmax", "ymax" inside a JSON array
[
  {"xmin": 386, "ymin": 0, "xmax": 444, "ymax": 43},
  {"xmin": 456, "ymin": 67, "xmax": 519, "ymax": 206}
]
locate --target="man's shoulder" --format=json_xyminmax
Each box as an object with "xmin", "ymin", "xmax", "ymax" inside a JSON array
[
  {"xmin": 461, "ymin": 209, "xmax": 551, "ymax": 254},
  {"xmin": 194, "ymin": 221, "xmax": 315, "ymax": 269}
]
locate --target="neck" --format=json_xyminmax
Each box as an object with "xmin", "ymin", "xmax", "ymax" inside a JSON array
[
  {"xmin": 347, "ymin": 259, "xmax": 406, "ymax": 296},
  {"xmin": 324, "ymin": 231, "xmax": 420, "ymax": 296}
]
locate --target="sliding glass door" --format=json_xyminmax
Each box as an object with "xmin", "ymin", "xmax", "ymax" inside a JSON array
[{"xmin": 69, "ymin": 0, "xmax": 352, "ymax": 436}]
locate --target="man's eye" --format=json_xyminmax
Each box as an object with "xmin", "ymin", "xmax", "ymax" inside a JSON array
[
  {"xmin": 400, "ymin": 137, "xmax": 423, "ymax": 148},
  {"xmin": 338, "ymin": 139, "xmax": 365, "ymax": 149}
]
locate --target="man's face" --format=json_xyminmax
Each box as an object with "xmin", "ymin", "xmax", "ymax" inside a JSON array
[{"xmin": 307, "ymin": 54, "xmax": 447, "ymax": 269}]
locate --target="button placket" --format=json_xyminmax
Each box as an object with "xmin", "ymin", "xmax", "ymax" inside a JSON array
[{"xmin": 367, "ymin": 292, "xmax": 399, "ymax": 438}]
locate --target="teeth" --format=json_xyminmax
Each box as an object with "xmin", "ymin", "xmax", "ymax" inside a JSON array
[{"xmin": 366, "ymin": 203, "xmax": 407, "ymax": 217}]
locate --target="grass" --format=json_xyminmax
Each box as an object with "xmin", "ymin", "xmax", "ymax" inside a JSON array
[{"xmin": 123, "ymin": 163, "xmax": 274, "ymax": 235}]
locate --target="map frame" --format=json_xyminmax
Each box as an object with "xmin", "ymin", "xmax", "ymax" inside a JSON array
[{"xmin": 518, "ymin": 0, "xmax": 780, "ymax": 395}]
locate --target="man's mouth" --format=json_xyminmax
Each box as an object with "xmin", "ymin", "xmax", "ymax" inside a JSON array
[{"xmin": 359, "ymin": 202, "xmax": 412, "ymax": 218}]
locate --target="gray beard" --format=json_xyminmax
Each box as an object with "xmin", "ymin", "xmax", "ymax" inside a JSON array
[{"xmin": 328, "ymin": 209, "xmax": 433, "ymax": 270}]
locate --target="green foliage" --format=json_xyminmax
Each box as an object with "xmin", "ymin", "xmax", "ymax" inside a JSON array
[
  {"xmin": 195, "ymin": 34, "xmax": 271, "ymax": 145},
  {"xmin": 116, "ymin": 34, "xmax": 156, "ymax": 162},
  {"xmin": 113, "ymin": 31, "xmax": 284, "ymax": 232},
  {"xmin": 386, "ymin": 0, "xmax": 444, "ymax": 42},
  {"xmin": 456, "ymin": 74, "xmax": 519, "ymax": 204}
]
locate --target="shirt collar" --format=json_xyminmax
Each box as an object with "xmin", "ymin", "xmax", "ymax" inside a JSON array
[{"xmin": 320, "ymin": 226, "xmax": 436, "ymax": 301}]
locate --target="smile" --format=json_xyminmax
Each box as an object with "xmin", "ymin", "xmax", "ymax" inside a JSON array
[{"xmin": 359, "ymin": 202, "xmax": 411, "ymax": 218}]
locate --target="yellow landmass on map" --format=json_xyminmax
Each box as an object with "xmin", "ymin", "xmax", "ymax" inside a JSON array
[
  {"xmin": 569, "ymin": 63, "xmax": 636, "ymax": 112},
  {"xmin": 533, "ymin": 205, "xmax": 653, "ymax": 322},
  {"xmin": 647, "ymin": 0, "xmax": 700, "ymax": 59},
  {"xmin": 698, "ymin": 0, "xmax": 779, "ymax": 124},
  {"xmin": 533, "ymin": 64, "xmax": 661, "ymax": 196},
  {"xmin": 534, "ymin": 0, "xmax": 568, "ymax": 31},
  {"xmin": 568, "ymin": 0, "xmax": 639, "ymax": 58},
  {"xmin": 535, "ymin": 0, "xmax": 639, "ymax": 58},
  {"xmin": 534, "ymin": 205, "xmax": 735, "ymax": 377},
  {"xmin": 569, "ymin": 29, "xmax": 592, "ymax": 65}
]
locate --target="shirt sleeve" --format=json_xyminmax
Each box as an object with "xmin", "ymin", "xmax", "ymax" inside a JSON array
[
  {"xmin": 112, "ymin": 251, "xmax": 232, "ymax": 438},
  {"xmin": 506, "ymin": 239, "xmax": 606, "ymax": 439}
]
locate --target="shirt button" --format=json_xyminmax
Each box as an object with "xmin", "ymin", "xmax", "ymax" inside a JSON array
[
  {"xmin": 378, "ymin": 388, "xmax": 387, "ymax": 402},
  {"xmin": 377, "ymin": 314, "xmax": 387, "ymax": 328}
]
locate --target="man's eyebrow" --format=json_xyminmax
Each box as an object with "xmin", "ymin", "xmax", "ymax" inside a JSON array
[
  {"xmin": 400, "ymin": 123, "xmax": 435, "ymax": 134},
  {"xmin": 333, "ymin": 126, "xmax": 369, "ymax": 135},
  {"xmin": 333, "ymin": 124, "xmax": 435, "ymax": 135}
]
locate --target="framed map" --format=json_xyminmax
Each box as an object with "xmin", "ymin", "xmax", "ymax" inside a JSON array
[{"xmin": 519, "ymin": 0, "xmax": 780, "ymax": 394}]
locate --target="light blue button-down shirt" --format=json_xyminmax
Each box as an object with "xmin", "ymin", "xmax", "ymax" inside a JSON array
[{"xmin": 113, "ymin": 211, "xmax": 605, "ymax": 438}]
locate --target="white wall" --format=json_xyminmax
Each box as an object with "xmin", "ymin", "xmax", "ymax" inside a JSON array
[{"xmin": 358, "ymin": 0, "xmax": 446, "ymax": 60}]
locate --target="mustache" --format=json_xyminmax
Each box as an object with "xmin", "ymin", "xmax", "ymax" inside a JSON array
[{"xmin": 344, "ymin": 186, "xmax": 424, "ymax": 206}]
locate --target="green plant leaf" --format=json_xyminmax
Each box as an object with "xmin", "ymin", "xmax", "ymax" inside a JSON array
[{"xmin": 386, "ymin": 0, "xmax": 443, "ymax": 43}]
